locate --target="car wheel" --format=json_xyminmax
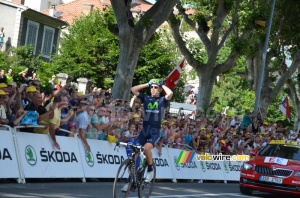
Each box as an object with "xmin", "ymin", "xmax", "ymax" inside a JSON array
[{"xmin": 240, "ymin": 185, "xmax": 253, "ymax": 195}]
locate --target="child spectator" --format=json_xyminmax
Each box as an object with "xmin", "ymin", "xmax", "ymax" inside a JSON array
[{"xmin": 9, "ymin": 104, "xmax": 27, "ymax": 127}]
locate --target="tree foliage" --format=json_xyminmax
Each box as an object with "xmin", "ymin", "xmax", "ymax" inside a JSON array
[
  {"xmin": 52, "ymin": 8, "xmax": 177, "ymax": 93},
  {"xmin": 51, "ymin": 8, "xmax": 119, "ymax": 88}
]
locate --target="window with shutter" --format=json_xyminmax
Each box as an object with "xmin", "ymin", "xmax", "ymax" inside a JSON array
[
  {"xmin": 41, "ymin": 26, "xmax": 55, "ymax": 58},
  {"xmin": 25, "ymin": 20, "xmax": 39, "ymax": 54}
]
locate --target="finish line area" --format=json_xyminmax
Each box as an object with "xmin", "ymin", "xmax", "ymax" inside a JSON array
[{"xmin": 0, "ymin": 181, "xmax": 293, "ymax": 198}]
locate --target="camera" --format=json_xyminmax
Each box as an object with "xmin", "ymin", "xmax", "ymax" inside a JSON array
[
  {"xmin": 105, "ymin": 92, "xmax": 110, "ymax": 96},
  {"xmin": 73, "ymin": 107, "xmax": 78, "ymax": 112}
]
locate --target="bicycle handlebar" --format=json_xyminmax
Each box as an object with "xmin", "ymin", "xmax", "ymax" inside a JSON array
[{"xmin": 116, "ymin": 141, "xmax": 143, "ymax": 149}]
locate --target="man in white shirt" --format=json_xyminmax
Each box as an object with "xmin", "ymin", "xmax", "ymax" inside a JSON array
[
  {"xmin": 76, "ymin": 104, "xmax": 95, "ymax": 151},
  {"xmin": 230, "ymin": 115, "xmax": 238, "ymax": 126}
]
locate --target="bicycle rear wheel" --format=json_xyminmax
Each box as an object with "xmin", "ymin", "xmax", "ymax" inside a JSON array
[
  {"xmin": 138, "ymin": 161, "xmax": 156, "ymax": 198},
  {"xmin": 113, "ymin": 159, "xmax": 133, "ymax": 198}
]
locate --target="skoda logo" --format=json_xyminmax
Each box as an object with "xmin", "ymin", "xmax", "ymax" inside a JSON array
[
  {"xmin": 223, "ymin": 161, "xmax": 229, "ymax": 173},
  {"xmin": 271, "ymin": 165, "xmax": 275, "ymax": 170},
  {"xmin": 85, "ymin": 150, "xmax": 94, "ymax": 167},
  {"xmin": 174, "ymin": 156, "xmax": 180, "ymax": 171},
  {"xmin": 25, "ymin": 145, "xmax": 37, "ymax": 166},
  {"xmin": 200, "ymin": 161, "xmax": 206, "ymax": 172}
]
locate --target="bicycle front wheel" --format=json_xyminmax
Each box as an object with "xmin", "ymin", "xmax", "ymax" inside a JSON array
[
  {"xmin": 113, "ymin": 159, "xmax": 133, "ymax": 198},
  {"xmin": 138, "ymin": 161, "xmax": 156, "ymax": 198}
]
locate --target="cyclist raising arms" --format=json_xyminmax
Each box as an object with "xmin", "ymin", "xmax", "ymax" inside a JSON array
[{"xmin": 131, "ymin": 79, "xmax": 173, "ymax": 182}]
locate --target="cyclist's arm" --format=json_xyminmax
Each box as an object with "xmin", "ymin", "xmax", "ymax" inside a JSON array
[
  {"xmin": 131, "ymin": 84, "xmax": 148, "ymax": 96},
  {"xmin": 162, "ymin": 85, "xmax": 173, "ymax": 100}
]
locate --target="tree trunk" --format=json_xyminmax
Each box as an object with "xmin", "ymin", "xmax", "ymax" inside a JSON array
[
  {"xmin": 196, "ymin": 70, "xmax": 215, "ymax": 116},
  {"xmin": 112, "ymin": 39, "xmax": 141, "ymax": 99},
  {"xmin": 259, "ymin": 95, "xmax": 271, "ymax": 120},
  {"xmin": 294, "ymin": 105, "xmax": 300, "ymax": 133},
  {"xmin": 287, "ymin": 82, "xmax": 300, "ymax": 133}
]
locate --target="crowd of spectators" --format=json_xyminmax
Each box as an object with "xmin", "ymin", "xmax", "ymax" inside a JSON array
[{"xmin": 0, "ymin": 68, "xmax": 298, "ymax": 156}]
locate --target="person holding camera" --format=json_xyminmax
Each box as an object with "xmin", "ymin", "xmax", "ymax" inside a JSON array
[{"xmin": 131, "ymin": 79, "xmax": 173, "ymax": 182}]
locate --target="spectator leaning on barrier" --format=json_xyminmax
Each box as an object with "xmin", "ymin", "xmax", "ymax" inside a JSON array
[
  {"xmin": 35, "ymin": 95, "xmax": 70, "ymax": 149},
  {"xmin": 76, "ymin": 104, "xmax": 96, "ymax": 151},
  {"xmin": 90, "ymin": 106, "xmax": 116, "ymax": 140},
  {"xmin": 55, "ymin": 102, "xmax": 77, "ymax": 137}
]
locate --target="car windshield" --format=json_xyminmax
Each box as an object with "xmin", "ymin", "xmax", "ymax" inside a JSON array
[{"xmin": 259, "ymin": 144, "xmax": 300, "ymax": 161}]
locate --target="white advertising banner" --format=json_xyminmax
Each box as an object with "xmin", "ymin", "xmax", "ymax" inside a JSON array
[
  {"xmin": 152, "ymin": 147, "xmax": 174, "ymax": 179},
  {"xmin": 223, "ymin": 160, "xmax": 244, "ymax": 181},
  {"xmin": 78, "ymin": 139, "xmax": 128, "ymax": 178},
  {"xmin": 198, "ymin": 160, "xmax": 226, "ymax": 181},
  {"xmin": 79, "ymin": 140, "xmax": 174, "ymax": 179},
  {"xmin": 168, "ymin": 148, "xmax": 202, "ymax": 180},
  {"xmin": 0, "ymin": 130, "xmax": 20, "ymax": 178},
  {"xmin": 16, "ymin": 132, "xmax": 84, "ymax": 178}
]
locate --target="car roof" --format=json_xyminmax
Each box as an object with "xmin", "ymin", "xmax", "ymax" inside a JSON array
[{"xmin": 268, "ymin": 140, "xmax": 300, "ymax": 148}]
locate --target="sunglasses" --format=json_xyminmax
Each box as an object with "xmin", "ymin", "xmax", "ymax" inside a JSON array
[
  {"xmin": 150, "ymin": 86, "xmax": 159, "ymax": 89},
  {"xmin": 89, "ymin": 109, "xmax": 96, "ymax": 112}
]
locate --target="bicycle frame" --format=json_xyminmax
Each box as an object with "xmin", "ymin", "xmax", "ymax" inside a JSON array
[{"xmin": 116, "ymin": 142, "xmax": 147, "ymax": 188}]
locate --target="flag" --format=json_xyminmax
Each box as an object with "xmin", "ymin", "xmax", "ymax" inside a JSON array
[
  {"xmin": 279, "ymin": 96, "xmax": 291, "ymax": 122},
  {"xmin": 165, "ymin": 58, "xmax": 185, "ymax": 89}
]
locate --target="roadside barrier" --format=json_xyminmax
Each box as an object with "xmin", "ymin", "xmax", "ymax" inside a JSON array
[{"xmin": 0, "ymin": 126, "xmax": 246, "ymax": 183}]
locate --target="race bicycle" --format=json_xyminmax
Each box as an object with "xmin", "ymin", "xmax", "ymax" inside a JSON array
[{"xmin": 113, "ymin": 142, "xmax": 156, "ymax": 198}]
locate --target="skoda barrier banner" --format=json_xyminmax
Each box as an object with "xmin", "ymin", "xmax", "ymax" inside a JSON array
[
  {"xmin": 16, "ymin": 132, "xmax": 84, "ymax": 178},
  {"xmin": 168, "ymin": 148, "xmax": 202, "ymax": 180},
  {"xmin": 79, "ymin": 140, "xmax": 127, "ymax": 178},
  {"xmin": 198, "ymin": 160, "xmax": 226, "ymax": 181},
  {"xmin": 79, "ymin": 140, "xmax": 174, "ymax": 179},
  {"xmin": 151, "ymin": 147, "xmax": 173, "ymax": 179},
  {"xmin": 0, "ymin": 130, "xmax": 20, "ymax": 178},
  {"xmin": 223, "ymin": 160, "xmax": 244, "ymax": 181}
]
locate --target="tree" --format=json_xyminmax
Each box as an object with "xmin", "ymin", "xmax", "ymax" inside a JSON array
[
  {"xmin": 245, "ymin": 0, "xmax": 300, "ymax": 119},
  {"xmin": 110, "ymin": 0, "xmax": 180, "ymax": 99},
  {"xmin": 52, "ymin": 8, "xmax": 119, "ymax": 88},
  {"xmin": 168, "ymin": 0, "xmax": 253, "ymax": 116},
  {"xmin": 52, "ymin": 8, "xmax": 177, "ymax": 91},
  {"xmin": 211, "ymin": 56, "xmax": 255, "ymax": 116},
  {"xmin": 245, "ymin": 48, "xmax": 300, "ymax": 119},
  {"xmin": 287, "ymin": 71, "xmax": 300, "ymax": 132}
]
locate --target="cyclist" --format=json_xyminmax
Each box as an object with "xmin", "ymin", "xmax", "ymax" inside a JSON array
[{"xmin": 131, "ymin": 79, "xmax": 173, "ymax": 182}]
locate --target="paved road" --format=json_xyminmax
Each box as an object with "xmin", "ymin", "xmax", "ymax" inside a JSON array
[{"xmin": 0, "ymin": 180, "xmax": 292, "ymax": 198}]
